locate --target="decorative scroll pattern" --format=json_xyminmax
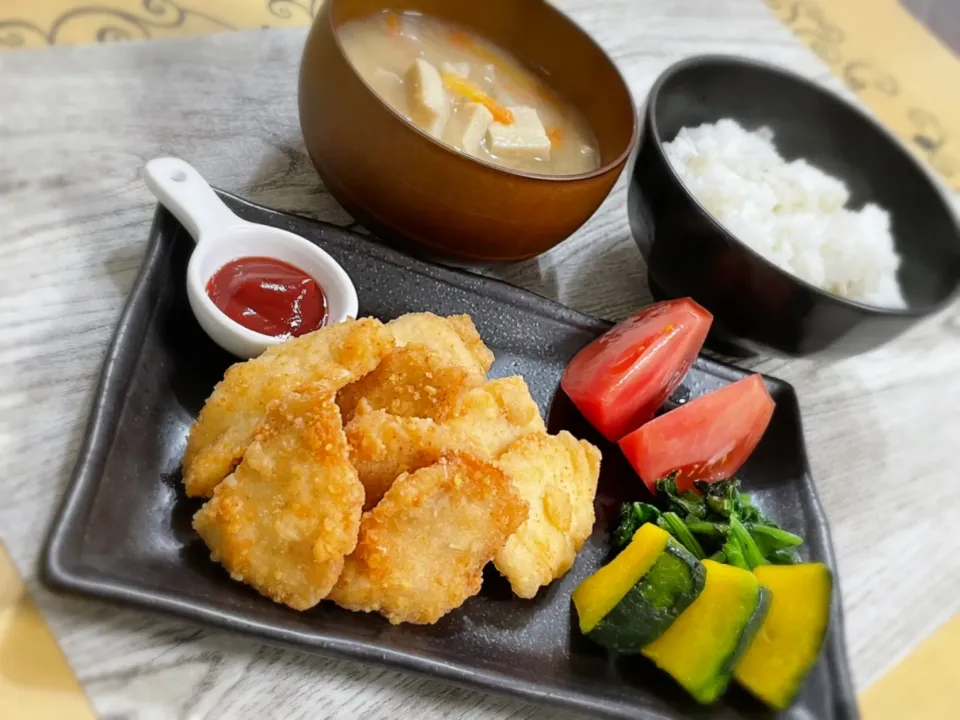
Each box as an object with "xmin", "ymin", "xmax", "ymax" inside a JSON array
[
  {"xmin": 0, "ymin": 0, "xmax": 322, "ymax": 50},
  {"xmin": 267, "ymin": 0, "xmax": 323, "ymax": 21},
  {"xmin": 766, "ymin": 0, "xmax": 960, "ymax": 191}
]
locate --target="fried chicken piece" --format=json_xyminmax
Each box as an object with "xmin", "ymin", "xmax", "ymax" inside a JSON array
[
  {"xmin": 344, "ymin": 376, "xmax": 544, "ymax": 510},
  {"xmin": 440, "ymin": 376, "xmax": 547, "ymax": 457},
  {"xmin": 183, "ymin": 318, "xmax": 394, "ymax": 498},
  {"xmin": 493, "ymin": 432, "xmax": 602, "ymax": 598},
  {"xmin": 344, "ymin": 410, "xmax": 484, "ymax": 509},
  {"xmin": 386, "ymin": 312, "xmax": 494, "ymax": 380},
  {"xmin": 192, "ymin": 392, "xmax": 364, "ymax": 611},
  {"xmin": 336, "ymin": 343, "xmax": 482, "ymax": 424},
  {"xmin": 328, "ymin": 453, "xmax": 528, "ymax": 624}
]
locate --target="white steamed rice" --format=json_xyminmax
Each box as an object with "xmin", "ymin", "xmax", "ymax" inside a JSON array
[{"xmin": 663, "ymin": 119, "xmax": 906, "ymax": 308}]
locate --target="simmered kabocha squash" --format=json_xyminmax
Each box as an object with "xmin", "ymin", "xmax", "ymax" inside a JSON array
[
  {"xmin": 572, "ymin": 523, "xmax": 705, "ymax": 653},
  {"xmin": 642, "ymin": 559, "xmax": 769, "ymax": 704},
  {"xmin": 735, "ymin": 563, "xmax": 833, "ymax": 709}
]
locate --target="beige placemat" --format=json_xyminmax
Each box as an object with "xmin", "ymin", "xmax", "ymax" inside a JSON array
[
  {"xmin": 0, "ymin": 542, "xmax": 97, "ymax": 719},
  {"xmin": 767, "ymin": 0, "xmax": 960, "ymax": 193},
  {"xmin": 0, "ymin": 0, "xmax": 320, "ymax": 49},
  {"xmin": 859, "ymin": 612, "xmax": 960, "ymax": 720}
]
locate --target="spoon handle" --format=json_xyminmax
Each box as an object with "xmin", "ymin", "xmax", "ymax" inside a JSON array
[{"xmin": 143, "ymin": 157, "xmax": 244, "ymax": 243}]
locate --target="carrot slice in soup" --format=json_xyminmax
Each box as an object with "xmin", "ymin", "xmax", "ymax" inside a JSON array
[
  {"xmin": 441, "ymin": 72, "xmax": 514, "ymax": 124},
  {"xmin": 384, "ymin": 11, "xmax": 403, "ymax": 36},
  {"xmin": 450, "ymin": 30, "xmax": 474, "ymax": 48}
]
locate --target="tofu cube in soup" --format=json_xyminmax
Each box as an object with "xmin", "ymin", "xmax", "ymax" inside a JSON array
[
  {"xmin": 369, "ymin": 68, "xmax": 405, "ymax": 109},
  {"xmin": 405, "ymin": 59, "xmax": 448, "ymax": 137},
  {"xmin": 442, "ymin": 61, "xmax": 471, "ymax": 78},
  {"xmin": 487, "ymin": 106, "xmax": 551, "ymax": 160},
  {"xmin": 444, "ymin": 102, "xmax": 494, "ymax": 157}
]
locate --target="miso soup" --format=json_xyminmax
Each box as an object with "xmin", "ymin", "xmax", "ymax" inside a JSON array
[{"xmin": 338, "ymin": 11, "xmax": 601, "ymax": 176}]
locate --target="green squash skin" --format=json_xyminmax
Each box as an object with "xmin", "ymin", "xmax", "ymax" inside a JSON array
[
  {"xmin": 586, "ymin": 540, "xmax": 705, "ymax": 654},
  {"xmin": 693, "ymin": 586, "xmax": 772, "ymax": 704}
]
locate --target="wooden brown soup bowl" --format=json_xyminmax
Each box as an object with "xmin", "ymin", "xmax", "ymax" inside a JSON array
[{"xmin": 299, "ymin": 0, "xmax": 637, "ymax": 262}]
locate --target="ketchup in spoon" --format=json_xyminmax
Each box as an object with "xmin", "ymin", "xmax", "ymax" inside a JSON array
[{"xmin": 205, "ymin": 257, "xmax": 328, "ymax": 338}]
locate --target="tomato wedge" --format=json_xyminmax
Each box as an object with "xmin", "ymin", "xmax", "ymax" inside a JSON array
[
  {"xmin": 561, "ymin": 299, "xmax": 712, "ymax": 441},
  {"xmin": 619, "ymin": 374, "xmax": 775, "ymax": 494}
]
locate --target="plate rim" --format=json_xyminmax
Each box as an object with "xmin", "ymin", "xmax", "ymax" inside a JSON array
[{"xmin": 42, "ymin": 193, "xmax": 858, "ymax": 720}]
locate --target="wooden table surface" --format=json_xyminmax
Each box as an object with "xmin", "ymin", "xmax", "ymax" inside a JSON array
[{"xmin": 1, "ymin": 1, "xmax": 958, "ymax": 717}]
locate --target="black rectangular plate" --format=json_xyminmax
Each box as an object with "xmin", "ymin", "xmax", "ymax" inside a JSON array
[{"xmin": 44, "ymin": 195, "xmax": 858, "ymax": 720}]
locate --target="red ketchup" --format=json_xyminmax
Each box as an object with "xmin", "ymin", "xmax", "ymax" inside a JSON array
[{"xmin": 205, "ymin": 257, "xmax": 328, "ymax": 338}]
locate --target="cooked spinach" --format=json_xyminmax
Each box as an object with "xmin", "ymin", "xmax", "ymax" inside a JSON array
[
  {"xmin": 612, "ymin": 475, "xmax": 805, "ymax": 569},
  {"xmin": 729, "ymin": 515, "xmax": 767, "ymax": 569},
  {"xmin": 657, "ymin": 512, "xmax": 706, "ymax": 560},
  {"xmin": 612, "ymin": 501, "xmax": 662, "ymax": 548},
  {"xmin": 656, "ymin": 474, "xmax": 707, "ymax": 519}
]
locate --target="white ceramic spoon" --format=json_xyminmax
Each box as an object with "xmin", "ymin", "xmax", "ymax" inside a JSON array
[{"xmin": 143, "ymin": 157, "xmax": 358, "ymax": 359}]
